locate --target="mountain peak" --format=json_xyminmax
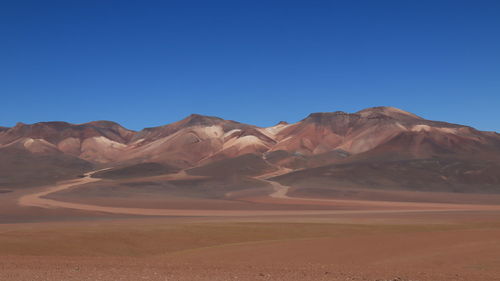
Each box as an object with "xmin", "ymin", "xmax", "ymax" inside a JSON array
[
  {"xmin": 83, "ymin": 120, "xmax": 120, "ymax": 127},
  {"xmin": 357, "ymin": 106, "xmax": 422, "ymax": 120},
  {"xmin": 181, "ymin": 114, "xmax": 225, "ymax": 127},
  {"xmin": 81, "ymin": 120, "xmax": 134, "ymax": 132},
  {"xmin": 303, "ymin": 111, "xmax": 356, "ymax": 123},
  {"xmin": 306, "ymin": 111, "xmax": 348, "ymax": 117},
  {"xmin": 188, "ymin": 113, "xmax": 208, "ymax": 118},
  {"xmin": 10, "ymin": 121, "xmax": 73, "ymax": 131}
]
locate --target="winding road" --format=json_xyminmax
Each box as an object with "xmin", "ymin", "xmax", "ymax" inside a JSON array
[{"xmin": 17, "ymin": 169, "xmax": 500, "ymax": 217}]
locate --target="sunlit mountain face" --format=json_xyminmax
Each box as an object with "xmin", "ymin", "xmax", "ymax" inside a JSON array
[{"xmin": 1, "ymin": 106, "xmax": 499, "ymax": 193}]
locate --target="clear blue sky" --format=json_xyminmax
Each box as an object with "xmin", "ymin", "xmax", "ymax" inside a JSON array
[{"xmin": 1, "ymin": 0, "xmax": 499, "ymax": 131}]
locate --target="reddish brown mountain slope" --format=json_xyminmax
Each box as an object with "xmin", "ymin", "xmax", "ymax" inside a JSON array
[
  {"xmin": 0, "ymin": 146, "xmax": 92, "ymax": 188},
  {"xmin": 0, "ymin": 121, "xmax": 135, "ymax": 163},
  {"xmin": 120, "ymin": 114, "xmax": 275, "ymax": 167},
  {"xmin": 265, "ymin": 107, "xmax": 500, "ymax": 168},
  {"xmin": 2, "ymin": 107, "xmax": 500, "ymax": 194},
  {"xmin": 272, "ymin": 107, "xmax": 495, "ymax": 157}
]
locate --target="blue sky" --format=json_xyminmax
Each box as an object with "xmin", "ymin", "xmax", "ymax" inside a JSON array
[{"xmin": 1, "ymin": 0, "xmax": 499, "ymax": 131}]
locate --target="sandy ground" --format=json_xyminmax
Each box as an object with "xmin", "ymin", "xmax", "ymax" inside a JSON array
[
  {"xmin": 2, "ymin": 170, "xmax": 500, "ymax": 280},
  {"xmin": 1, "ymin": 214, "xmax": 500, "ymax": 281},
  {"xmin": 17, "ymin": 170, "xmax": 500, "ymax": 217}
]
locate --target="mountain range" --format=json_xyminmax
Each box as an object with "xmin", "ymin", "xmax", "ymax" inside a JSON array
[{"xmin": 2, "ymin": 106, "xmax": 500, "ymax": 194}]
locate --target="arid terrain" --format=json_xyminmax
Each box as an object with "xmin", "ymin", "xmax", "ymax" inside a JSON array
[{"xmin": 1, "ymin": 107, "xmax": 500, "ymax": 280}]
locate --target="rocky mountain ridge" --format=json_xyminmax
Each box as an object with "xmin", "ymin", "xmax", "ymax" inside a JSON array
[{"xmin": 2, "ymin": 106, "xmax": 500, "ymax": 191}]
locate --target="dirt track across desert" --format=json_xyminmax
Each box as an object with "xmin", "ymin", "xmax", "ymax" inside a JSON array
[
  {"xmin": 17, "ymin": 170, "xmax": 500, "ymax": 217},
  {"xmin": 8, "ymin": 171, "xmax": 500, "ymax": 281}
]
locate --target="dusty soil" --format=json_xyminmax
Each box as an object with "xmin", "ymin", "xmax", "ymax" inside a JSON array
[
  {"xmin": 17, "ymin": 171, "xmax": 500, "ymax": 217},
  {"xmin": 1, "ymin": 216, "xmax": 500, "ymax": 281},
  {"xmin": 2, "ymin": 170, "xmax": 500, "ymax": 280}
]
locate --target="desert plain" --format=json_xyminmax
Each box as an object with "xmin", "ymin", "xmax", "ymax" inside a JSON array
[
  {"xmin": 2, "ymin": 108, "xmax": 500, "ymax": 280},
  {"xmin": 2, "ymin": 170, "xmax": 500, "ymax": 281}
]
